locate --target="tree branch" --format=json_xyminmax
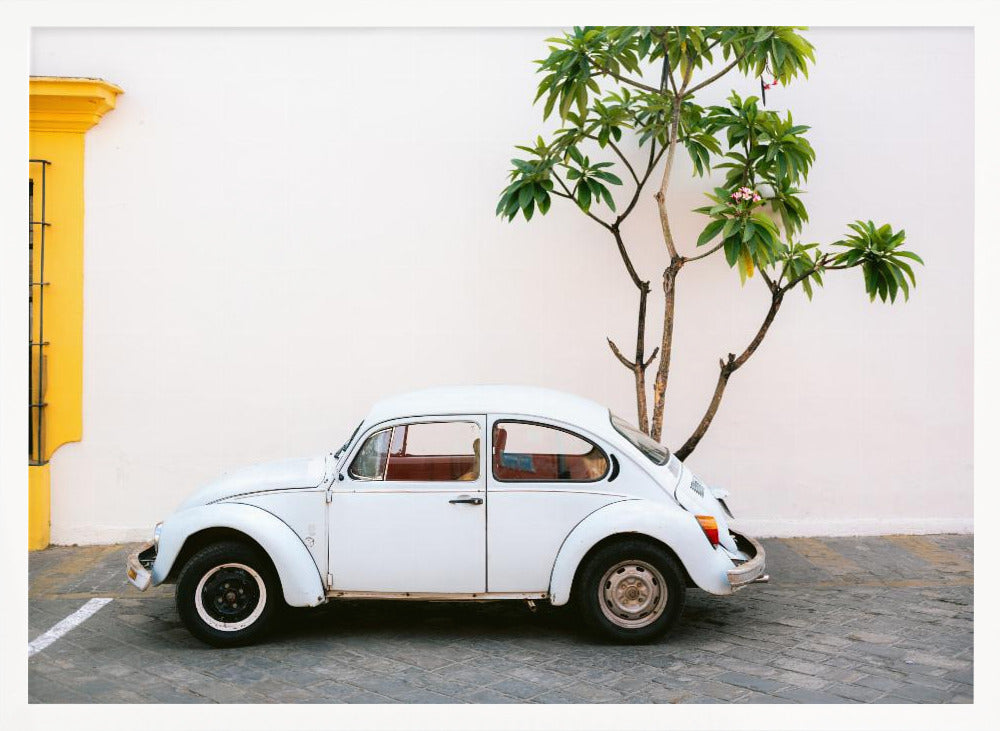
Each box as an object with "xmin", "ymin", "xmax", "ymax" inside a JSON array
[
  {"xmin": 643, "ymin": 347, "xmax": 660, "ymax": 369},
  {"xmin": 780, "ymin": 254, "xmax": 832, "ymax": 293},
  {"xmin": 683, "ymin": 46, "xmax": 752, "ymax": 97},
  {"xmin": 775, "ymin": 258, "xmax": 791, "ymax": 289},
  {"xmin": 586, "ymin": 134, "xmax": 639, "ymax": 185},
  {"xmin": 684, "ymin": 239, "xmax": 726, "ymax": 263},
  {"xmin": 615, "ymin": 141, "xmax": 668, "ymax": 225},
  {"xmin": 659, "ymin": 42, "xmax": 677, "ymax": 96},
  {"xmin": 674, "ymin": 290, "xmax": 785, "ymax": 459},
  {"xmin": 759, "ymin": 267, "xmax": 778, "ymax": 294},
  {"xmin": 648, "ymin": 86, "xmax": 691, "ymax": 442},
  {"xmin": 588, "ymin": 58, "xmax": 660, "ymax": 94},
  {"xmin": 611, "ymin": 229, "xmax": 647, "ymax": 291},
  {"xmin": 653, "ymin": 97, "xmax": 684, "ymax": 260},
  {"xmin": 609, "ymin": 279, "xmax": 657, "ymax": 434},
  {"xmin": 650, "ymin": 258, "xmax": 683, "ymax": 441},
  {"xmin": 551, "ymin": 170, "xmax": 615, "ymax": 232},
  {"xmin": 607, "ymin": 338, "xmax": 635, "ymax": 368},
  {"xmin": 732, "ymin": 291, "xmax": 783, "ymax": 370},
  {"xmin": 703, "ymin": 37, "xmax": 722, "ymax": 56}
]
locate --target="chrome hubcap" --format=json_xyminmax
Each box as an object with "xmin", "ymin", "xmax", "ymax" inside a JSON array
[{"xmin": 598, "ymin": 560, "xmax": 667, "ymax": 629}]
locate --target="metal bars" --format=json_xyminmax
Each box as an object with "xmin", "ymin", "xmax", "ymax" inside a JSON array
[{"xmin": 29, "ymin": 159, "xmax": 50, "ymax": 465}]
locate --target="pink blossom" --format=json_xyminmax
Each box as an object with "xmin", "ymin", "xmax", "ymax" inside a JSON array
[{"xmin": 731, "ymin": 186, "xmax": 763, "ymax": 205}]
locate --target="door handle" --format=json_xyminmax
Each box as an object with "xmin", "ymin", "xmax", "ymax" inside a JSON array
[{"xmin": 449, "ymin": 496, "xmax": 483, "ymax": 505}]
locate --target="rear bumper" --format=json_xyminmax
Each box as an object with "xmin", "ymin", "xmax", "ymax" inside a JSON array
[
  {"xmin": 726, "ymin": 532, "xmax": 768, "ymax": 590},
  {"xmin": 126, "ymin": 542, "xmax": 157, "ymax": 592}
]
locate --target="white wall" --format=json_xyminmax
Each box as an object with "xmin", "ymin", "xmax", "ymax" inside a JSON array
[{"xmin": 31, "ymin": 27, "xmax": 973, "ymax": 543}]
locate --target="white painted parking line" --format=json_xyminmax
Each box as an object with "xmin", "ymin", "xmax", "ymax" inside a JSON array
[{"xmin": 28, "ymin": 598, "xmax": 113, "ymax": 657}]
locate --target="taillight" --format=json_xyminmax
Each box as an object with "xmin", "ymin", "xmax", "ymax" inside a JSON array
[{"xmin": 696, "ymin": 515, "xmax": 719, "ymax": 546}]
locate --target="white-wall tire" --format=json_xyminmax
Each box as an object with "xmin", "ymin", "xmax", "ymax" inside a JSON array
[
  {"xmin": 176, "ymin": 541, "xmax": 280, "ymax": 647},
  {"xmin": 193, "ymin": 562, "xmax": 268, "ymax": 632}
]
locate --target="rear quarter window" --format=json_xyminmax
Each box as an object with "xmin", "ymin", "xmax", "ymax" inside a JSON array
[{"xmin": 492, "ymin": 421, "xmax": 608, "ymax": 482}]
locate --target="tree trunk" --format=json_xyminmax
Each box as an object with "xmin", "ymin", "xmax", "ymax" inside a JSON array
[
  {"xmin": 647, "ymin": 93, "xmax": 685, "ymax": 442},
  {"xmin": 650, "ymin": 260, "xmax": 682, "ymax": 441},
  {"xmin": 633, "ymin": 284, "xmax": 651, "ymax": 432},
  {"xmin": 633, "ymin": 365, "xmax": 650, "ymax": 434}
]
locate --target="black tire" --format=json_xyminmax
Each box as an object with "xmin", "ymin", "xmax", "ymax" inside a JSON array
[
  {"xmin": 573, "ymin": 538, "xmax": 686, "ymax": 644},
  {"xmin": 175, "ymin": 540, "xmax": 280, "ymax": 647}
]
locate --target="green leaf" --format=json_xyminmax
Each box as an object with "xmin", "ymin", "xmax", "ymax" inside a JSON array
[
  {"xmin": 738, "ymin": 246, "xmax": 754, "ymax": 283},
  {"xmin": 724, "ymin": 239, "xmax": 740, "ymax": 266},
  {"xmin": 592, "ymin": 170, "xmax": 624, "ymax": 185},
  {"xmin": 889, "ymin": 263, "xmax": 910, "ymax": 301},
  {"xmin": 697, "ymin": 218, "xmax": 726, "ymax": 247},
  {"xmin": 862, "ymin": 262, "xmax": 876, "ymax": 301},
  {"xmin": 518, "ymin": 185, "xmax": 534, "ymax": 209},
  {"xmin": 893, "ymin": 250, "xmax": 924, "ymax": 265},
  {"xmin": 721, "ymin": 218, "xmax": 738, "ymax": 240}
]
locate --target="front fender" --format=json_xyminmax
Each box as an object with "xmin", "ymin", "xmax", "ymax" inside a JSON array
[
  {"xmin": 152, "ymin": 502, "xmax": 326, "ymax": 607},
  {"xmin": 548, "ymin": 499, "xmax": 737, "ymax": 605}
]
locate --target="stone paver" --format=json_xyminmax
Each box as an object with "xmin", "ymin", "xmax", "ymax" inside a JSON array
[{"xmin": 28, "ymin": 534, "xmax": 972, "ymax": 703}]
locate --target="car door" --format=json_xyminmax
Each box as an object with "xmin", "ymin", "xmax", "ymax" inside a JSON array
[
  {"xmin": 486, "ymin": 416, "xmax": 627, "ymax": 593},
  {"xmin": 328, "ymin": 416, "xmax": 487, "ymax": 593}
]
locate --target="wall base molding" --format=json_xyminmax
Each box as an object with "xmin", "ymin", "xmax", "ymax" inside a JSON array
[
  {"xmin": 730, "ymin": 517, "xmax": 973, "ymax": 538},
  {"xmin": 50, "ymin": 516, "xmax": 973, "ymax": 547}
]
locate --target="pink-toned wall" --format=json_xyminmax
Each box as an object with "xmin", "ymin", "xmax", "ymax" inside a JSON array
[{"xmin": 32, "ymin": 27, "xmax": 972, "ymax": 542}]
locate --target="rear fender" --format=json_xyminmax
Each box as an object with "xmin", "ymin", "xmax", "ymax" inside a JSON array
[
  {"xmin": 548, "ymin": 499, "xmax": 737, "ymax": 605},
  {"xmin": 152, "ymin": 502, "xmax": 326, "ymax": 607}
]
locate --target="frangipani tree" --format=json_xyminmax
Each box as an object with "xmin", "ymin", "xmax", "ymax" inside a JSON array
[{"xmin": 497, "ymin": 26, "xmax": 922, "ymax": 459}]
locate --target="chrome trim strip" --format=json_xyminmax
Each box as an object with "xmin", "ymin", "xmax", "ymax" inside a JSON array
[{"xmin": 325, "ymin": 590, "xmax": 548, "ymax": 601}]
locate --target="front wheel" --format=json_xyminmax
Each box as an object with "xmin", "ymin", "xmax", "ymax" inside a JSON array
[
  {"xmin": 175, "ymin": 541, "xmax": 280, "ymax": 647},
  {"xmin": 574, "ymin": 539, "xmax": 686, "ymax": 644}
]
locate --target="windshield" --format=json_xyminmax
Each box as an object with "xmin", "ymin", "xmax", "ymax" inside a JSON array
[
  {"xmin": 610, "ymin": 414, "xmax": 670, "ymax": 466},
  {"xmin": 334, "ymin": 421, "xmax": 363, "ymax": 459}
]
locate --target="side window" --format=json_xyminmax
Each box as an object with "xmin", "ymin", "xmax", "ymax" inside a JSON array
[
  {"xmin": 492, "ymin": 421, "xmax": 609, "ymax": 482},
  {"xmin": 384, "ymin": 421, "xmax": 480, "ymax": 482},
  {"xmin": 349, "ymin": 428, "xmax": 391, "ymax": 480}
]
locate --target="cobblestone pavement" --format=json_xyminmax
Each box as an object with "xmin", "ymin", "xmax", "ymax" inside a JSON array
[{"xmin": 28, "ymin": 534, "xmax": 972, "ymax": 704}]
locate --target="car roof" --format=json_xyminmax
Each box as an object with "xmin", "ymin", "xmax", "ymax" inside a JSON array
[{"xmin": 365, "ymin": 385, "xmax": 611, "ymax": 429}]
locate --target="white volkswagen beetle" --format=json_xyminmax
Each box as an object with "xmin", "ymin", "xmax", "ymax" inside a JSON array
[{"xmin": 127, "ymin": 386, "xmax": 767, "ymax": 646}]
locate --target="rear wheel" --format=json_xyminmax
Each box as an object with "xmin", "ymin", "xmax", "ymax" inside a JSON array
[
  {"xmin": 574, "ymin": 538, "xmax": 686, "ymax": 644},
  {"xmin": 175, "ymin": 541, "xmax": 280, "ymax": 647}
]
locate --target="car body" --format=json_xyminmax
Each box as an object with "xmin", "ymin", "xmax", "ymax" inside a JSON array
[{"xmin": 127, "ymin": 385, "xmax": 767, "ymax": 645}]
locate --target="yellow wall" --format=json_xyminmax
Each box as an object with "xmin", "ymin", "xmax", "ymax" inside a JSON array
[
  {"xmin": 28, "ymin": 77, "xmax": 122, "ymax": 550},
  {"xmin": 28, "ymin": 464, "xmax": 51, "ymax": 551}
]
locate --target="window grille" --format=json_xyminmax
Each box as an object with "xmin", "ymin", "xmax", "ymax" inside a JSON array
[{"xmin": 29, "ymin": 159, "xmax": 50, "ymax": 465}]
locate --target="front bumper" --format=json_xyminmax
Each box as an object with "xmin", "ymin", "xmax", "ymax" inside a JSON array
[
  {"xmin": 726, "ymin": 532, "xmax": 768, "ymax": 590},
  {"xmin": 126, "ymin": 541, "xmax": 157, "ymax": 592}
]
